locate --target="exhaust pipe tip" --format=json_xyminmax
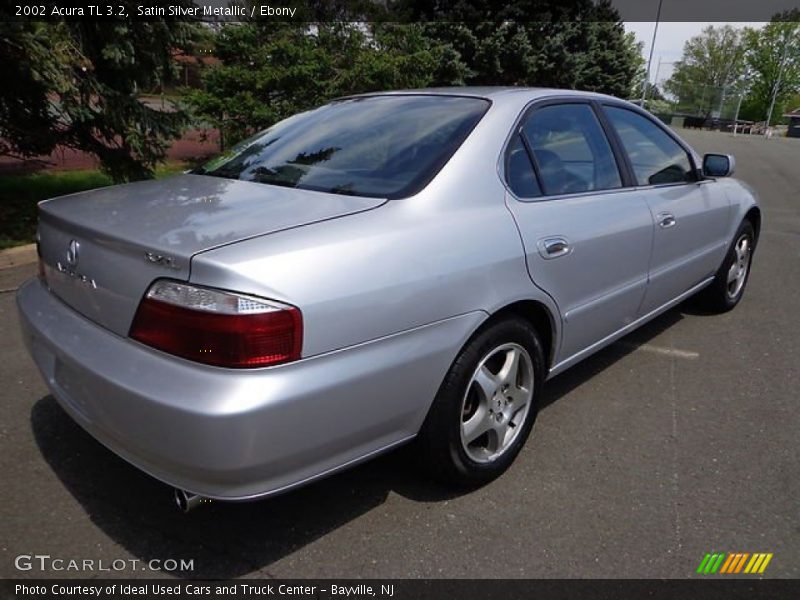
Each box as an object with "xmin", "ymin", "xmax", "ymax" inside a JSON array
[{"xmin": 174, "ymin": 488, "xmax": 208, "ymax": 513}]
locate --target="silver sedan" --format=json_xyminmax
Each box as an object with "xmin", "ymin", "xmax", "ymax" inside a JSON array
[{"xmin": 17, "ymin": 88, "xmax": 759, "ymax": 510}]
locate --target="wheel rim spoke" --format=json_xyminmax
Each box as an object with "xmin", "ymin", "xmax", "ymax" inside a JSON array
[
  {"xmin": 462, "ymin": 406, "xmax": 493, "ymax": 444},
  {"xmin": 474, "ymin": 365, "xmax": 499, "ymax": 401},
  {"xmin": 508, "ymin": 403, "xmax": 527, "ymax": 425},
  {"xmin": 491, "ymin": 420, "xmax": 511, "ymax": 450},
  {"xmin": 508, "ymin": 385, "xmax": 529, "ymax": 408},
  {"xmin": 497, "ymin": 348, "xmax": 521, "ymax": 387},
  {"xmin": 727, "ymin": 263, "xmax": 740, "ymax": 284}
]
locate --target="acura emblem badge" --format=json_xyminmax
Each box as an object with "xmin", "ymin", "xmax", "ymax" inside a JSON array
[{"xmin": 66, "ymin": 239, "xmax": 80, "ymax": 267}]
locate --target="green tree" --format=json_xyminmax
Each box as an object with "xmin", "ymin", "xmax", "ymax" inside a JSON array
[
  {"xmin": 740, "ymin": 10, "xmax": 800, "ymax": 124},
  {"xmin": 187, "ymin": 22, "xmax": 470, "ymax": 147},
  {"xmin": 190, "ymin": 1, "xmax": 643, "ymax": 146},
  {"xmin": 785, "ymin": 92, "xmax": 800, "ymax": 113},
  {"xmin": 393, "ymin": 0, "xmax": 642, "ymax": 97},
  {"xmin": 664, "ymin": 25, "xmax": 747, "ymax": 117},
  {"xmin": 0, "ymin": 4, "xmax": 198, "ymax": 181}
]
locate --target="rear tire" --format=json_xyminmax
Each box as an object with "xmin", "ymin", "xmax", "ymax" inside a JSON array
[
  {"xmin": 416, "ymin": 317, "xmax": 546, "ymax": 487},
  {"xmin": 698, "ymin": 220, "xmax": 755, "ymax": 313}
]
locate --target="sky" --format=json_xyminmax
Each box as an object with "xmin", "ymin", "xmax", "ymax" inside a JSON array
[{"xmin": 623, "ymin": 22, "xmax": 766, "ymax": 87}]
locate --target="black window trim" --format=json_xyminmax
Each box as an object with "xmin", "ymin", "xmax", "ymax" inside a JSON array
[
  {"xmin": 500, "ymin": 96, "xmax": 631, "ymax": 201},
  {"xmin": 598, "ymin": 100, "xmax": 704, "ymax": 189}
]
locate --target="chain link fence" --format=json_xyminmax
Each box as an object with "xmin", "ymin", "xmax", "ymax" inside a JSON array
[{"xmin": 646, "ymin": 82, "xmax": 767, "ymax": 134}]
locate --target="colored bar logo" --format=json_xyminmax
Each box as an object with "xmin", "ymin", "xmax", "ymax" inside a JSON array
[{"xmin": 696, "ymin": 552, "xmax": 773, "ymax": 574}]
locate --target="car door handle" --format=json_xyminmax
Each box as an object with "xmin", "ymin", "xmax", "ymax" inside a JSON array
[
  {"xmin": 538, "ymin": 237, "xmax": 571, "ymax": 259},
  {"xmin": 657, "ymin": 212, "xmax": 676, "ymax": 228}
]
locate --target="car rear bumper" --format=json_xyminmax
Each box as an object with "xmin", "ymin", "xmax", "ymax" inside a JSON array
[{"xmin": 17, "ymin": 278, "xmax": 483, "ymax": 500}]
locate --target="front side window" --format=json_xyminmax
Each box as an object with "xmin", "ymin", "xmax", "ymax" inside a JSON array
[
  {"xmin": 521, "ymin": 103, "xmax": 622, "ymax": 196},
  {"xmin": 195, "ymin": 95, "xmax": 490, "ymax": 199},
  {"xmin": 605, "ymin": 106, "xmax": 695, "ymax": 186}
]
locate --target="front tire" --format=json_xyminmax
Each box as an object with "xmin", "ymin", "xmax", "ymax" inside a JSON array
[
  {"xmin": 416, "ymin": 317, "xmax": 546, "ymax": 486},
  {"xmin": 699, "ymin": 220, "xmax": 755, "ymax": 312}
]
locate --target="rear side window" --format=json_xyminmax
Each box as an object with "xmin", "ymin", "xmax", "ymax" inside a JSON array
[
  {"xmin": 506, "ymin": 135, "xmax": 542, "ymax": 198},
  {"xmin": 521, "ymin": 104, "xmax": 622, "ymax": 196},
  {"xmin": 196, "ymin": 95, "xmax": 490, "ymax": 199},
  {"xmin": 605, "ymin": 106, "xmax": 695, "ymax": 186}
]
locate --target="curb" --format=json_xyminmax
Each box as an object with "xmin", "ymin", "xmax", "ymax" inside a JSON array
[{"xmin": 0, "ymin": 243, "xmax": 37, "ymax": 270}]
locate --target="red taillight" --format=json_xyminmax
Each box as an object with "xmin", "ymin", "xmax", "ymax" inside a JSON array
[{"xmin": 129, "ymin": 281, "xmax": 302, "ymax": 368}]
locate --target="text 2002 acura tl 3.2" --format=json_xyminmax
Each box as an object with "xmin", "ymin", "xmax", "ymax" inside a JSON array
[{"xmin": 18, "ymin": 89, "xmax": 759, "ymax": 511}]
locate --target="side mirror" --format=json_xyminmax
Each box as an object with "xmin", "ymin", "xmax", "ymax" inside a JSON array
[{"xmin": 703, "ymin": 153, "xmax": 735, "ymax": 177}]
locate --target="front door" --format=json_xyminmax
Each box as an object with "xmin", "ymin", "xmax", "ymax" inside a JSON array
[
  {"xmin": 504, "ymin": 101, "xmax": 654, "ymax": 365},
  {"xmin": 602, "ymin": 105, "xmax": 731, "ymax": 313}
]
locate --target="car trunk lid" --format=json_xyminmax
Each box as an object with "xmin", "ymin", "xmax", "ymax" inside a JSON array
[{"xmin": 37, "ymin": 174, "xmax": 386, "ymax": 337}]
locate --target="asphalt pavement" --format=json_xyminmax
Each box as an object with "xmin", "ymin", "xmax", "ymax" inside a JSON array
[{"xmin": 0, "ymin": 129, "xmax": 798, "ymax": 579}]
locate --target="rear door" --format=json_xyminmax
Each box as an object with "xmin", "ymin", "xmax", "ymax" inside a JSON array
[
  {"xmin": 504, "ymin": 100, "xmax": 654, "ymax": 365},
  {"xmin": 601, "ymin": 105, "xmax": 731, "ymax": 313}
]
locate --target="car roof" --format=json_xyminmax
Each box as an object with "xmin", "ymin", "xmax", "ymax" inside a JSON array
[
  {"xmin": 339, "ymin": 86, "xmax": 625, "ymax": 106},
  {"xmin": 343, "ymin": 87, "xmax": 624, "ymax": 107}
]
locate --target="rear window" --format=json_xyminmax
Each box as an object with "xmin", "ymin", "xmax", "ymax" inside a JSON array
[{"xmin": 196, "ymin": 95, "xmax": 490, "ymax": 199}]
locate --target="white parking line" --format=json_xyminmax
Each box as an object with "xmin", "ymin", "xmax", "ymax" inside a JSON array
[{"xmin": 617, "ymin": 342, "xmax": 699, "ymax": 360}]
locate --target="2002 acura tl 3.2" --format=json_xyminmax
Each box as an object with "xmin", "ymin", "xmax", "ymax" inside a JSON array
[{"xmin": 18, "ymin": 89, "xmax": 760, "ymax": 511}]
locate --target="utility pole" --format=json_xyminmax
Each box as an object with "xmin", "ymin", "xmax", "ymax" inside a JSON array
[
  {"xmin": 765, "ymin": 32, "xmax": 790, "ymax": 136},
  {"xmin": 733, "ymin": 95, "xmax": 743, "ymax": 136},
  {"xmin": 651, "ymin": 57, "xmax": 663, "ymax": 100},
  {"xmin": 640, "ymin": 0, "xmax": 664, "ymax": 106},
  {"xmin": 717, "ymin": 85, "xmax": 727, "ymax": 119},
  {"xmin": 699, "ymin": 86, "xmax": 708, "ymax": 116},
  {"xmin": 717, "ymin": 48, "xmax": 740, "ymax": 118}
]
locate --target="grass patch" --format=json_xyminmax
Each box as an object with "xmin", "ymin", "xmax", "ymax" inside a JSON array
[{"xmin": 0, "ymin": 164, "xmax": 186, "ymax": 249}]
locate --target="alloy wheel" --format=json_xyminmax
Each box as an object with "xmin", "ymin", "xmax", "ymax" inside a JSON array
[
  {"xmin": 726, "ymin": 234, "xmax": 752, "ymax": 300},
  {"xmin": 459, "ymin": 343, "xmax": 534, "ymax": 464}
]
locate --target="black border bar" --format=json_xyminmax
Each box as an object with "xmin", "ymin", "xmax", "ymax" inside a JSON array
[
  {"xmin": 3, "ymin": 579, "xmax": 800, "ymax": 600},
  {"xmin": 2, "ymin": 0, "xmax": 799, "ymax": 23}
]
